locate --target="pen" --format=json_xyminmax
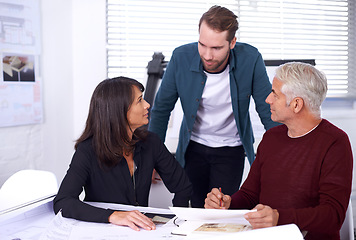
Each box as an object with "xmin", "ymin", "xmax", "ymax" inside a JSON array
[{"xmin": 219, "ymin": 187, "xmax": 222, "ymax": 207}]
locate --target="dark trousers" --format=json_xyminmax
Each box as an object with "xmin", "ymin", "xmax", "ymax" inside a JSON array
[{"xmin": 184, "ymin": 140, "xmax": 245, "ymax": 208}]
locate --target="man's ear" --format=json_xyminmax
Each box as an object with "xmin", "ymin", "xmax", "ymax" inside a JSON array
[
  {"xmin": 230, "ymin": 36, "xmax": 237, "ymax": 49},
  {"xmin": 292, "ymin": 97, "xmax": 304, "ymax": 113}
]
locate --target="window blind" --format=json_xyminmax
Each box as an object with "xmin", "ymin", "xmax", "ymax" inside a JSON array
[{"xmin": 107, "ymin": 0, "xmax": 356, "ymax": 98}]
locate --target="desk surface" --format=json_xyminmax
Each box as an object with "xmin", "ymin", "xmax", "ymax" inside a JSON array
[{"xmin": 0, "ymin": 200, "xmax": 303, "ymax": 240}]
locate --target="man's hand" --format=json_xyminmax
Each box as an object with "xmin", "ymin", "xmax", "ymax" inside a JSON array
[
  {"xmin": 244, "ymin": 204, "xmax": 279, "ymax": 229},
  {"xmin": 204, "ymin": 188, "xmax": 231, "ymax": 209},
  {"xmin": 108, "ymin": 210, "xmax": 156, "ymax": 231}
]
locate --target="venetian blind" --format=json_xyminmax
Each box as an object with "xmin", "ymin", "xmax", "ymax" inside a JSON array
[{"xmin": 107, "ymin": 0, "xmax": 356, "ymax": 98}]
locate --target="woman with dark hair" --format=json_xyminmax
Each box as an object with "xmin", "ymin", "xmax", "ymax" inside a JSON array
[{"xmin": 53, "ymin": 76, "xmax": 192, "ymax": 231}]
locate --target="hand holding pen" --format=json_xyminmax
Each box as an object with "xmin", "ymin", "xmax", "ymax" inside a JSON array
[{"xmin": 204, "ymin": 187, "xmax": 231, "ymax": 209}]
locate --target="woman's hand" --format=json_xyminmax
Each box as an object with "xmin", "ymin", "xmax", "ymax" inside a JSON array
[{"xmin": 108, "ymin": 210, "xmax": 156, "ymax": 231}]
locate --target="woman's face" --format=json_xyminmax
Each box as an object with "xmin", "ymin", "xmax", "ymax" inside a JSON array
[{"xmin": 127, "ymin": 86, "xmax": 150, "ymax": 132}]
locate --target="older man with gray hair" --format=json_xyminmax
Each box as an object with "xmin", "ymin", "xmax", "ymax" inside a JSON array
[{"xmin": 205, "ymin": 62, "xmax": 353, "ymax": 240}]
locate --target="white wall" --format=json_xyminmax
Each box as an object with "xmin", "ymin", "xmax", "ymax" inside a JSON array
[
  {"xmin": 0, "ymin": 0, "xmax": 73, "ymax": 185},
  {"xmin": 40, "ymin": 0, "xmax": 74, "ymax": 183},
  {"xmin": 43, "ymin": 0, "xmax": 106, "ymax": 182},
  {"xmin": 0, "ymin": 0, "xmax": 106, "ymax": 186},
  {"xmin": 71, "ymin": 0, "xmax": 107, "ymax": 140}
]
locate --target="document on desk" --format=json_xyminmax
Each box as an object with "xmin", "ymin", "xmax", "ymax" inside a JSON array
[
  {"xmin": 168, "ymin": 207, "xmax": 303, "ymax": 240},
  {"xmin": 40, "ymin": 212, "xmax": 186, "ymax": 240},
  {"xmin": 169, "ymin": 207, "xmax": 254, "ymax": 236},
  {"xmin": 40, "ymin": 202, "xmax": 186, "ymax": 240},
  {"xmin": 39, "ymin": 203, "xmax": 303, "ymax": 240},
  {"xmin": 186, "ymin": 224, "xmax": 304, "ymax": 240},
  {"xmin": 170, "ymin": 206, "xmax": 254, "ymax": 222}
]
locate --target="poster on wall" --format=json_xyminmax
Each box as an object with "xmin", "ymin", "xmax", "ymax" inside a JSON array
[{"xmin": 0, "ymin": 0, "xmax": 42, "ymax": 127}]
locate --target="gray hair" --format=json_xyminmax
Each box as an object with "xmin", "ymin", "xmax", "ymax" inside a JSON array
[{"xmin": 275, "ymin": 62, "xmax": 328, "ymax": 117}]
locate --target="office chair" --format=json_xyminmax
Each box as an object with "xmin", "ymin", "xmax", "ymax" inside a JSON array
[
  {"xmin": 340, "ymin": 199, "xmax": 355, "ymax": 240},
  {"xmin": 0, "ymin": 169, "xmax": 58, "ymax": 212}
]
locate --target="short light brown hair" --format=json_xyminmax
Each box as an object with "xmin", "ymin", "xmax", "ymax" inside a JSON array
[{"xmin": 199, "ymin": 5, "xmax": 239, "ymax": 42}]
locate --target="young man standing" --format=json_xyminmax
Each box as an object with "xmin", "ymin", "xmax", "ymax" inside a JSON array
[{"xmin": 149, "ymin": 5, "xmax": 278, "ymax": 207}]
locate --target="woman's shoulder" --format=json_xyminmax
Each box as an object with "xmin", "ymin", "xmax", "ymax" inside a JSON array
[
  {"xmin": 141, "ymin": 131, "xmax": 162, "ymax": 144},
  {"xmin": 76, "ymin": 137, "xmax": 94, "ymax": 151},
  {"xmin": 74, "ymin": 137, "xmax": 97, "ymax": 161},
  {"xmin": 69, "ymin": 137, "xmax": 98, "ymax": 170},
  {"xmin": 135, "ymin": 131, "xmax": 163, "ymax": 149}
]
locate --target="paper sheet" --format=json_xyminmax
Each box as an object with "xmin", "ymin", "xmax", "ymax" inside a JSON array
[
  {"xmin": 40, "ymin": 211, "xmax": 187, "ymax": 240},
  {"xmin": 39, "ymin": 202, "xmax": 187, "ymax": 240},
  {"xmin": 187, "ymin": 224, "xmax": 304, "ymax": 240},
  {"xmin": 1, "ymin": 199, "xmax": 303, "ymax": 240},
  {"xmin": 169, "ymin": 206, "xmax": 254, "ymax": 223}
]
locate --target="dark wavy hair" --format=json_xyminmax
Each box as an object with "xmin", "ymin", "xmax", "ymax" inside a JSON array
[
  {"xmin": 75, "ymin": 76, "xmax": 148, "ymax": 168},
  {"xmin": 199, "ymin": 5, "xmax": 239, "ymax": 42}
]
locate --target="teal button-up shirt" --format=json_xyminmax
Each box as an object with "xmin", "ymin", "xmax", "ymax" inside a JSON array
[{"xmin": 149, "ymin": 42, "xmax": 279, "ymax": 167}]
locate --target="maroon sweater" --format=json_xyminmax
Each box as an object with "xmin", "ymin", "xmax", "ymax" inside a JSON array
[{"xmin": 230, "ymin": 119, "xmax": 353, "ymax": 240}]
